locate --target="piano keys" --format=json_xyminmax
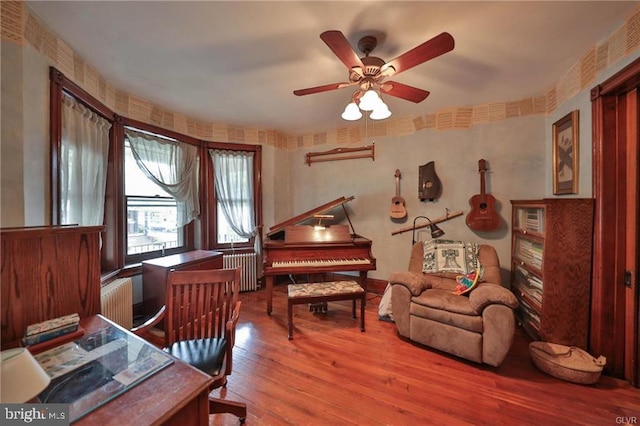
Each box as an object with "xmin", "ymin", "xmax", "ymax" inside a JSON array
[
  {"xmin": 272, "ymin": 258, "xmax": 372, "ymax": 268},
  {"xmin": 263, "ymin": 196, "xmax": 376, "ymax": 315}
]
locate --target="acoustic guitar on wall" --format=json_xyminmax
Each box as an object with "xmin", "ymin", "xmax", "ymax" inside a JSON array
[
  {"xmin": 390, "ymin": 169, "xmax": 407, "ymax": 219},
  {"xmin": 466, "ymin": 159, "xmax": 500, "ymax": 231}
]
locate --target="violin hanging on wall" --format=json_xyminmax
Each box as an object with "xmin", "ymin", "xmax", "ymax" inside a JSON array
[
  {"xmin": 390, "ymin": 169, "xmax": 407, "ymax": 219},
  {"xmin": 466, "ymin": 159, "xmax": 500, "ymax": 231}
]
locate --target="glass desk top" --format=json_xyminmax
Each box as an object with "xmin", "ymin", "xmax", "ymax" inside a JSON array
[{"xmin": 34, "ymin": 322, "xmax": 173, "ymax": 423}]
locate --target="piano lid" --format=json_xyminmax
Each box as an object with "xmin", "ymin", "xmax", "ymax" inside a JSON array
[{"xmin": 266, "ymin": 195, "xmax": 355, "ymax": 239}]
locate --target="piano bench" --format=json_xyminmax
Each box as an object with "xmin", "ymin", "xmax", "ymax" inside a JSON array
[{"xmin": 286, "ymin": 280, "xmax": 366, "ymax": 340}]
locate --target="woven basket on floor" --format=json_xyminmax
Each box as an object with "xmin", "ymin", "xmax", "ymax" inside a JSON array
[{"xmin": 529, "ymin": 341, "xmax": 606, "ymax": 385}]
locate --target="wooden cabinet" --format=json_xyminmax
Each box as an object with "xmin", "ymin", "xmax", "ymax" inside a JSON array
[
  {"xmin": 142, "ymin": 250, "xmax": 223, "ymax": 317},
  {"xmin": 510, "ymin": 199, "xmax": 594, "ymax": 349},
  {"xmin": 1, "ymin": 225, "xmax": 104, "ymax": 345}
]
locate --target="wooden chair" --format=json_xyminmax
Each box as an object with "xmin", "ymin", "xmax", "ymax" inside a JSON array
[{"xmin": 133, "ymin": 267, "xmax": 247, "ymax": 423}]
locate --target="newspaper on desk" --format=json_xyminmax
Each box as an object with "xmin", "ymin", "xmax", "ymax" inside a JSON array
[
  {"xmin": 35, "ymin": 336, "xmax": 171, "ymax": 385},
  {"xmin": 35, "ymin": 338, "xmax": 128, "ymax": 380}
]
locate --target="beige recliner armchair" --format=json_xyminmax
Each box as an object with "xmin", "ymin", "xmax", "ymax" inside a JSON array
[{"xmin": 389, "ymin": 242, "xmax": 518, "ymax": 367}]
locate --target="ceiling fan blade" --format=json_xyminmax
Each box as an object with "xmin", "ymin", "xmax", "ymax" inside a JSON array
[
  {"xmin": 380, "ymin": 81, "xmax": 430, "ymax": 103},
  {"xmin": 293, "ymin": 82, "xmax": 350, "ymax": 96},
  {"xmin": 320, "ymin": 30, "xmax": 365, "ymax": 70},
  {"xmin": 381, "ymin": 32, "xmax": 454, "ymax": 77}
]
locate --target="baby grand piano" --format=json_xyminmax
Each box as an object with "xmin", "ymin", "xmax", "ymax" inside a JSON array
[{"xmin": 263, "ymin": 196, "xmax": 376, "ymax": 315}]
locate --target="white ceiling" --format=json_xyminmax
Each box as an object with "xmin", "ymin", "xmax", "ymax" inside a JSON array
[{"xmin": 27, "ymin": 1, "xmax": 637, "ymax": 136}]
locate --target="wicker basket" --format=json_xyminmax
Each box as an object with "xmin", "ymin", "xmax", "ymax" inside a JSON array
[{"xmin": 529, "ymin": 341, "xmax": 606, "ymax": 385}]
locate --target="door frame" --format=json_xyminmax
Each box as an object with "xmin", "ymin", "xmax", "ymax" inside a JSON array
[{"xmin": 591, "ymin": 57, "xmax": 640, "ymax": 385}]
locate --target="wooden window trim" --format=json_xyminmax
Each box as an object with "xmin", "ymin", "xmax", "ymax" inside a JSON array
[
  {"xmin": 49, "ymin": 66, "xmax": 263, "ymax": 274},
  {"xmin": 49, "ymin": 67, "xmax": 121, "ymax": 272},
  {"xmin": 121, "ymin": 117, "xmax": 199, "ymax": 264},
  {"xmin": 202, "ymin": 141, "xmax": 262, "ymax": 250}
]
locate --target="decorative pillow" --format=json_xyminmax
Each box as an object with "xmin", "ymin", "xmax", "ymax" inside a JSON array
[{"xmin": 422, "ymin": 239, "xmax": 481, "ymax": 276}]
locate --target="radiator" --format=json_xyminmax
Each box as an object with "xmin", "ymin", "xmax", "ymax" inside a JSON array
[
  {"xmin": 223, "ymin": 252, "xmax": 258, "ymax": 292},
  {"xmin": 101, "ymin": 277, "xmax": 133, "ymax": 329}
]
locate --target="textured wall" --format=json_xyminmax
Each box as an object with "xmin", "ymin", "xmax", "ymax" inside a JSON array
[
  {"xmin": 22, "ymin": 45, "xmax": 50, "ymax": 226},
  {"xmin": 2, "ymin": 2, "xmax": 639, "ymax": 284},
  {"xmin": 1, "ymin": 40, "xmax": 25, "ymax": 227},
  {"xmin": 287, "ymin": 114, "xmax": 545, "ymax": 282}
]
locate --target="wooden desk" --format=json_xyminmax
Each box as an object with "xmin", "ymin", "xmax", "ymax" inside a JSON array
[
  {"xmin": 75, "ymin": 315, "xmax": 213, "ymax": 426},
  {"xmin": 142, "ymin": 250, "xmax": 223, "ymax": 318}
]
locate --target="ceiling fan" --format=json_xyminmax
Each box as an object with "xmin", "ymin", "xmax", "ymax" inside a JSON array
[{"xmin": 293, "ymin": 30, "xmax": 455, "ymax": 105}]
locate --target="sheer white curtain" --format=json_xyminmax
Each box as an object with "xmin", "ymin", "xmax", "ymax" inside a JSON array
[
  {"xmin": 209, "ymin": 149, "xmax": 260, "ymax": 253},
  {"xmin": 60, "ymin": 94, "xmax": 111, "ymax": 225},
  {"xmin": 125, "ymin": 129, "xmax": 199, "ymax": 227}
]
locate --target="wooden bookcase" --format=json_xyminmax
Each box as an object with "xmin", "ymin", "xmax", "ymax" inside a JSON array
[{"xmin": 510, "ymin": 199, "xmax": 594, "ymax": 349}]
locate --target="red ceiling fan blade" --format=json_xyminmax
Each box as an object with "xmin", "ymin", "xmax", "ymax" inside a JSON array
[
  {"xmin": 320, "ymin": 30, "xmax": 365, "ymax": 70},
  {"xmin": 380, "ymin": 81, "xmax": 430, "ymax": 103},
  {"xmin": 293, "ymin": 82, "xmax": 350, "ymax": 96},
  {"xmin": 381, "ymin": 32, "xmax": 454, "ymax": 77}
]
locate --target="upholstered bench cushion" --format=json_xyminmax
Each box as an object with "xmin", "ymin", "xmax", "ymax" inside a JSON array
[
  {"xmin": 287, "ymin": 280, "xmax": 366, "ymax": 340},
  {"xmin": 288, "ymin": 280, "xmax": 364, "ymax": 299}
]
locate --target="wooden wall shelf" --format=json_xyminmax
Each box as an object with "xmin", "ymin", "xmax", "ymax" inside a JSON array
[{"xmin": 306, "ymin": 144, "xmax": 375, "ymax": 166}]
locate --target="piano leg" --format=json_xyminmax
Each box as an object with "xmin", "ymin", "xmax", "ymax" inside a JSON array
[
  {"xmin": 266, "ymin": 275, "xmax": 274, "ymax": 315},
  {"xmin": 360, "ymin": 292, "xmax": 366, "ymax": 332},
  {"xmin": 359, "ymin": 271, "xmax": 368, "ymax": 291}
]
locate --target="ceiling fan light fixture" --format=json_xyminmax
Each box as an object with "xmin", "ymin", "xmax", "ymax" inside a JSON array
[
  {"xmin": 358, "ymin": 89, "xmax": 381, "ymax": 111},
  {"xmin": 370, "ymin": 102, "xmax": 392, "ymax": 120},
  {"xmin": 295, "ymin": 30, "xmax": 455, "ymax": 127},
  {"xmin": 341, "ymin": 102, "xmax": 362, "ymax": 121}
]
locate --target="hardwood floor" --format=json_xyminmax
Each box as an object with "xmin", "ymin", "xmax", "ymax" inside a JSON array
[{"xmin": 210, "ymin": 286, "xmax": 640, "ymax": 425}]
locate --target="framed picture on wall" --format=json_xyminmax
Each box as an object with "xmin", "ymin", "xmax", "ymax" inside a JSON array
[{"xmin": 552, "ymin": 110, "xmax": 579, "ymax": 195}]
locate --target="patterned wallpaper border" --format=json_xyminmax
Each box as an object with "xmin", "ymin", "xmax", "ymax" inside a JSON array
[{"xmin": 2, "ymin": 1, "xmax": 639, "ymax": 150}]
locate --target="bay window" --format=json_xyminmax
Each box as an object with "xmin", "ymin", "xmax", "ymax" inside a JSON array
[{"xmin": 49, "ymin": 66, "xmax": 262, "ymax": 275}]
